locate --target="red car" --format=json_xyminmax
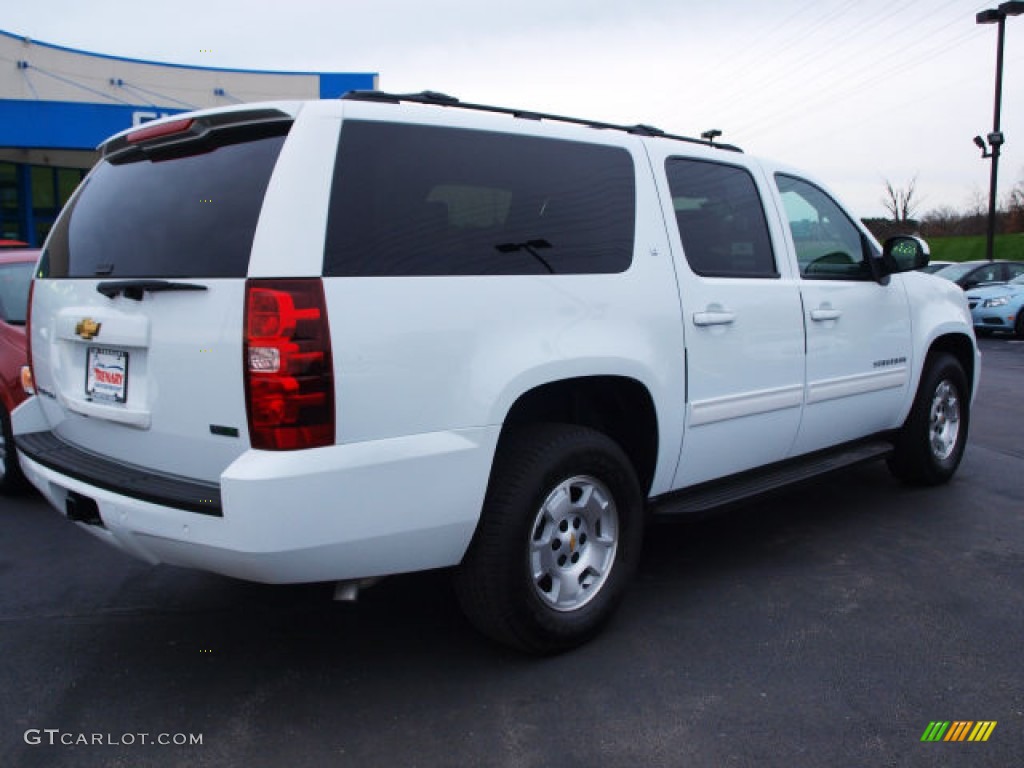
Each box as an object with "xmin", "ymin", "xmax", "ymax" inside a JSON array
[{"xmin": 0, "ymin": 248, "xmax": 38, "ymax": 493}]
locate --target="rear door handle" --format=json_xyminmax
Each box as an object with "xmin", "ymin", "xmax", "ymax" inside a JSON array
[
  {"xmin": 693, "ymin": 309, "xmax": 736, "ymax": 326},
  {"xmin": 810, "ymin": 307, "xmax": 842, "ymax": 322}
]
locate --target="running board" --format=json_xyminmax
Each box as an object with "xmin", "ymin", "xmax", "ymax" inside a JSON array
[{"xmin": 650, "ymin": 439, "xmax": 893, "ymax": 517}]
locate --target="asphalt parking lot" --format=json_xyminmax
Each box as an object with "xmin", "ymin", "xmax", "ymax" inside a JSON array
[{"xmin": 1, "ymin": 336, "xmax": 1021, "ymax": 768}]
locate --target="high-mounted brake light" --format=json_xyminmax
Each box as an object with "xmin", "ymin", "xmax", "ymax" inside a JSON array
[
  {"xmin": 244, "ymin": 279, "xmax": 335, "ymax": 450},
  {"xmin": 125, "ymin": 117, "xmax": 195, "ymax": 144}
]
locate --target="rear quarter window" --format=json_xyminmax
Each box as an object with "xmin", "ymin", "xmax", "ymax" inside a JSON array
[
  {"xmin": 324, "ymin": 122, "xmax": 636, "ymax": 276},
  {"xmin": 42, "ymin": 132, "xmax": 287, "ymax": 279}
]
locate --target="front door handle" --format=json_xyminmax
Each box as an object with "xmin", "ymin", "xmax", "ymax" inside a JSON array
[
  {"xmin": 810, "ymin": 307, "xmax": 842, "ymax": 322},
  {"xmin": 693, "ymin": 308, "xmax": 736, "ymax": 326}
]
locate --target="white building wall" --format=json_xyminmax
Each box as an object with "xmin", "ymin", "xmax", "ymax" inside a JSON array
[{"xmin": 1, "ymin": 32, "xmax": 351, "ymax": 109}]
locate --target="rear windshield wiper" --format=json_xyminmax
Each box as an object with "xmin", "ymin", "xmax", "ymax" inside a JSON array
[
  {"xmin": 97, "ymin": 280, "xmax": 208, "ymax": 301},
  {"xmin": 496, "ymin": 239, "xmax": 555, "ymax": 274}
]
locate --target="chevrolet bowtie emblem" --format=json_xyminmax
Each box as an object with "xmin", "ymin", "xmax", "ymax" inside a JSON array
[{"xmin": 75, "ymin": 318, "xmax": 101, "ymax": 340}]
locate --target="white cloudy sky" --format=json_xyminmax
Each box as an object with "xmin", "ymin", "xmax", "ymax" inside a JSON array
[{"xmin": 7, "ymin": 0, "xmax": 1024, "ymax": 218}]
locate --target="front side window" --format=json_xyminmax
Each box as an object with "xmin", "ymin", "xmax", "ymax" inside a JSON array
[
  {"xmin": 934, "ymin": 262, "xmax": 976, "ymax": 281},
  {"xmin": 324, "ymin": 122, "xmax": 636, "ymax": 276},
  {"xmin": 665, "ymin": 158, "xmax": 777, "ymax": 278},
  {"xmin": 776, "ymin": 174, "xmax": 871, "ymax": 280},
  {"xmin": 966, "ymin": 263, "xmax": 1003, "ymax": 286}
]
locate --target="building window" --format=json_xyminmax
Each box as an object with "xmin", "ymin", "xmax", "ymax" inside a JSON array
[
  {"xmin": 29, "ymin": 165, "xmax": 87, "ymax": 246},
  {"xmin": 58, "ymin": 168, "xmax": 84, "ymax": 207},
  {"xmin": 0, "ymin": 162, "xmax": 21, "ymax": 241}
]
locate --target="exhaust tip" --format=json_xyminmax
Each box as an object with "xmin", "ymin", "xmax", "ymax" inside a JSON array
[
  {"xmin": 66, "ymin": 491, "xmax": 103, "ymax": 527},
  {"xmin": 332, "ymin": 577, "xmax": 382, "ymax": 602}
]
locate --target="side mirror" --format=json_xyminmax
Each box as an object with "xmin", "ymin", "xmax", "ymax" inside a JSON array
[{"xmin": 879, "ymin": 235, "xmax": 930, "ymax": 277}]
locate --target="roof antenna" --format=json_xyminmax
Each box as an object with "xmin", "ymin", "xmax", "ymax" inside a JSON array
[{"xmin": 701, "ymin": 129, "xmax": 723, "ymax": 146}]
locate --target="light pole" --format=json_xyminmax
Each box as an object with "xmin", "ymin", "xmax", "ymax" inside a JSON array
[{"xmin": 976, "ymin": 2, "xmax": 1024, "ymax": 261}]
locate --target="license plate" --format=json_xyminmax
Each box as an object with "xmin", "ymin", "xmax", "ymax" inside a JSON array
[{"xmin": 86, "ymin": 347, "xmax": 129, "ymax": 403}]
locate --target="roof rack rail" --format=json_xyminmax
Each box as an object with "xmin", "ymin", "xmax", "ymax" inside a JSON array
[{"xmin": 341, "ymin": 90, "xmax": 742, "ymax": 153}]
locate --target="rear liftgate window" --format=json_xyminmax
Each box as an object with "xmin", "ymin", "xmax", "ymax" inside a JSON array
[
  {"xmin": 324, "ymin": 122, "xmax": 636, "ymax": 276},
  {"xmin": 42, "ymin": 130, "xmax": 288, "ymax": 279}
]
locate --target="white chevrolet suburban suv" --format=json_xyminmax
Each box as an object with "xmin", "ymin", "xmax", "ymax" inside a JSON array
[{"xmin": 14, "ymin": 91, "xmax": 979, "ymax": 653}]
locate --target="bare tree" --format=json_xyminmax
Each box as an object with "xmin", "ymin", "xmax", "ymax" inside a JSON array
[
  {"xmin": 920, "ymin": 206, "xmax": 963, "ymax": 237},
  {"xmin": 961, "ymin": 185, "xmax": 991, "ymax": 236},
  {"xmin": 965, "ymin": 184, "xmax": 988, "ymax": 218},
  {"xmin": 881, "ymin": 176, "xmax": 921, "ymax": 224},
  {"xmin": 1007, "ymin": 187, "xmax": 1024, "ymax": 234}
]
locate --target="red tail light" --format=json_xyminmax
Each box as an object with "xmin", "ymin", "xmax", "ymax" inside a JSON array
[{"xmin": 244, "ymin": 279, "xmax": 335, "ymax": 450}]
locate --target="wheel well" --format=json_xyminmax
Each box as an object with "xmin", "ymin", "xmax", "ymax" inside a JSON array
[
  {"xmin": 501, "ymin": 376, "xmax": 658, "ymax": 494},
  {"xmin": 927, "ymin": 333, "xmax": 976, "ymax": 396}
]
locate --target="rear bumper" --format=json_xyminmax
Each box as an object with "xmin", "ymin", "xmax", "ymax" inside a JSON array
[
  {"xmin": 16, "ymin": 430, "xmax": 221, "ymax": 514},
  {"xmin": 15, "ymin": 418, "xmax": 498, "ymax": 583}
]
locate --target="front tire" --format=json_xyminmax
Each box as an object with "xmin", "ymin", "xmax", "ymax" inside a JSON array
[
  {"xmin": 888, "ymin": 353, "xmax": 970, "ymax": 485},
  {"xmin": 454, "ymin": 424, "xmax": 643, "ymax": 654}
]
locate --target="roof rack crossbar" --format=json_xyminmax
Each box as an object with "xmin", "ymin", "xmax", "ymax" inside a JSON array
[{"xmin": 341, "ymin": 90, "xmax": 742, "ymax": 153}]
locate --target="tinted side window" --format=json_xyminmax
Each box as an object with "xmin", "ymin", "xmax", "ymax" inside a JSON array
[
  {"xmin": 0, "ymin": 261, "xmax": 34, "ymax": 324},
  {"xmin": 965, "ymin": 263, "xmax": 1002, "ymax": 286},
  {"xmin": 775, "ymin": 174, "xmax": 870, "ymax": 280},
  {"xmin": 665, "ymin": 158, "xmax": 776, "ymax": 278},
  {"xmin": 324, "ymin": 122, "xmax": 636, "ymax": 276},
  {"xmin": 43, "ymin": 133, "xmax": 287, "ymax": 278}
]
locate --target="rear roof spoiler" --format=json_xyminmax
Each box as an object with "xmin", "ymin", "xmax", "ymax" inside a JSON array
[{"xmin": 101, "ymin": 108, "xmax": 294, "ymax": 160}]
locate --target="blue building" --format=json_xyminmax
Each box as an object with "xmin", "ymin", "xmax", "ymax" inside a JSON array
[{"xmin": 0, "ymin": 29, "xmax": 377, "ymax": 245}]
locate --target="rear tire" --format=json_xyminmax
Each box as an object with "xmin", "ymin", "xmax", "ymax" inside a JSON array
[
  {"xmin": 0, "ymin": 406, "xmax": 28, "ymax": 495},
  {"xmin": 888, "ymin": 353, "xmax": 969, "ymax": 486},
  {"xmin": 454, "ymin": 424, "xmax": 643, "ymax": 654}
]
